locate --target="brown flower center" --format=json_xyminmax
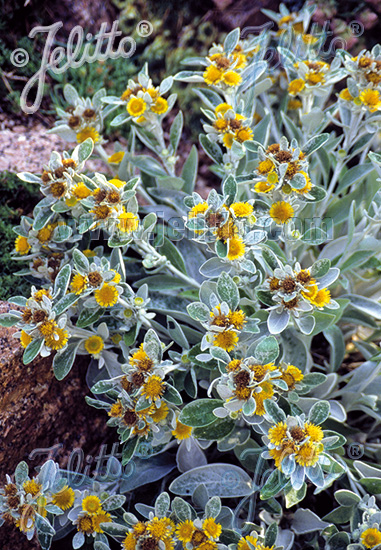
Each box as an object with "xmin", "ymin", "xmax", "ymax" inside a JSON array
[
  {"xmin": 87, "ymin": 272, "xmax": 103, "ymax": 287},
  {"xmin": 234, "ymin": 370, "xmax": 251, "ymax": 389},
  {"xmin": 290, "ymin": 426, "xmax": 305, "ymax": 441},
  {"xmin": 123, "ymin": 409, "xmax": 138, "ymax": 426},
  {"xmin": 280, "ymin": 276, "xmax": 297, "ymax": 294}
]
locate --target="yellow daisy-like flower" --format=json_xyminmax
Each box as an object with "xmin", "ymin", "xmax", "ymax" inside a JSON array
[
  {"xmin": 147, "ymin": 517, "xmax": 175, "ymax": 539},
  {"xmin": 123, "ymin": 532, "xmax": 137, "ymax": 550},
  {"xmin": 15, "ymin": 235, "xmax": 31, "ymax": 255},
  {"xmin": 223, "ymin": 70, "xmax": 242, "ymax": 86},
  {"xmin": 188, "ymin": 202, "xmax": 208, "ymax": 219},
  {"xmin": 360, "ymin": 89, "xmax": 381, "ymax": 112},
  {"xmin": 109, "ymin": 178, "xmax": 126, "ymax": 188},
  {"xmin": 39, "ymin": 320, "xmax": 58, "ymax": 337},
  {"xmin": 33, "ymin": 289, "xmax": 52, "ymax": 302},
  {"xmin": 339, "ymin": 88, "xmax": 353, "ymax": 101},
  {"xmin": 226, "ymin": 359, "xmax": 242, "ymax": 372},
  {"xmin": 237, "ymin": 535, "xmax": 258, "ymax": 550},
  {"xmin": 222, "ymin": 132, "xmax": 235, "ymax": 148},
  {"xmin": 227, "ymin": 237, "xmax": 246, "ymax": 261},
  {"xmin": 20, "ymin": 330, "xmax": 32, "ymax": 348},
  {"xmin": 199, "ymin": 541, "xmax": 218, "ymax": 550},
  {"xmin": 133, "ymin": 522, "xmax": 147, "ymax": 536},
  {"xmin": 108, "ymin": 151, "xmax": 125, "ymax": 164},
  {"xmin": 142, "ymin": 375, "xmax": 165, "ymax": 401},
  {"xmin": 257, "ymin": 159, "xmax": 275, "ymax": 174},
  {"xmin": 304, "ymin": 422, "xmax": 324, "ymax": 443},
  {"xmin": 235, "ymin": 127, "xmax": 253, "ymax": 143},
  {"xmin": 215, "ymin": 103, "xmax": 232, "ymax": 115},
  {"xmin": 93, "ymin": 511, "xmax": 112, "ymax": 533},
  {"xmin": 301, "ymin": 283, "xmax": 318, "ymax": 301},
  {"xmin": 37, "ymin": 225, "xmax": 54, "ymax": 243},
  {"xmin": 109, "ymin": 401, "xmax": 124, "ymax": 418},
  {"xmin": 23, "ymin": 479, "xmax": 42, "ymax": 497},
  {"xmin": 288, "ymin": 78, "xmax": 305, "ymax": 96},
  {"xmin": 71, "ymin": 273, "xmax": 87, "ymax": 295},
  {"xmin": 254, "ymin": 381, "xmax": 274, "ymax": 415},
  {"xmin": 361, "ymin": 528, "xmax": 381, "ymax": 549},
  {"xmin": 84, "ymin": 335, "xmax": 104, "ymax": 356},
  {"xmin": 172, "ymin": 420, "xmax": 193, "ymax": 441},
  {"xmin": 293, "ymin": 171, "xmax": 312, "ymax": 194},
  {"xmin": 269, "ymin": 201, "xmax": 294, "ymax": 224},
  {"xmin": 77, "ymin": 127, "xmax": 100, "ymax": 143},
  {"xmin": 118, "ymin": 209, "xmax": 139, "ymax": 233},
  {"xmin": 305, "ymin": 71, "xmax": 325, "ymax": 85},
  {"xmin": 151, "ymin": 97, "xmax": 168, "ymax": 114},
  {"xmin": 288, "ymin": 98, "xmax": 302, "ymax": 110},
  {"xmin": 44, "ymin": 327, "xmax": 69, "ymax": 350},
  {"xmin": 254, "ymin": 181, "xmax": 275, "ymax": 194},
  {"xmin": 94, "ymin": 283, "xmax": 119, "ymax": 307},
  {"xmin": 230, "ymin": 202, "xmax": 253, "ymax": 217},
  {"xmin": 295, "ymin": 442, "xmax": 323, "ymax": 467},
  {"xmin": 203, "ymin": 65, "xmax": 223, "ymax": 85},
  {"xmin": 127, "ymin": 97, "xmax": 147, "ymax": 117},
  {"xmin": 202, "ymin": 518, "xmax": 222, "ymax": 539},
  {"xmin": 83, "ymin": 249, "xmax": 96, "ymax": 258},
  {"xmin": 279, "ymin": 365, "xmax": 304, "ymax": 389},
  {"xmin": 82, "ymin": 495, "xmax": 102, "ymax": 515},
  {"xmin": 176, "ymin": 520, "xmax": 195, "ymax": 542},
  {"xmin": 309, "ymin": 288, "xmax": 331, "ymax": 308},
  {"xmin": 268, "ymin": 421, "xmax": 288, "ymax": 445},
  {"xmin": 72, "ymin": 182, "xmax": 92, "ymax": 200},
  {"xmin": 213, "ymin": 330, "xmax": 239, "ymax": 351},
  {"xmin": 77, "ymin": 514, "xmax": 94, "ymax": 534},
  {"xmin": 52, "ymin": 486, "xmax": 75, "ymax": 510},
  {"xmin": 151, "ymin": 402, "xmax": 170, "ymax": 422},
  {"xmin": 227, "ymin": 309, "xmax": 246, "ymax": 330}
]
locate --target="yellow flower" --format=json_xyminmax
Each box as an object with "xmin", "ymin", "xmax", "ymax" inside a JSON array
[
  {"xmin": 94, "ymin": 283, "xmax": 119, "ymax": 307},
  {"xmin": 37, "ymin": 225, "xmax": 54, "ymax": 243},
  {"xmin": 82, "ymin": 495, "xmax": 102, "ymax": 515},
  {"xmin": 199, "ymin": 542, "xmax": 218, "ymax": 550},
  {"xmin": 293, "ymin": 172, "xmax": 312, "ymax": 194},
  {"xmin": 118, "ymin": 209, "xmax": 139, "ymax": 233},
  {"xmin": 223, "ymin": 133, "xmax": 235, "ymax": 148},
  {"xmin": 23, "ymin": 479, "xmax": 42, "ymax": 497},
  {"xmin": 52, "ymin": 486, "xmax": 75, "ymax": 510},
  {"xmin": 93, "ymin": 511, "xmax": 112, "ymax": 533},
  {"xmin": 83, "ymin": 249, "xmax": 96, "ymax": 257},
  {"xmin": 147, "ymin": 517, "xmax": 175, "ymax": 539},
  {"xmin": 109, "ymin": 178, "xmax": 126, "ymax": 188},
  {"xmin": 44, "ymin": 328, "xmax": 69, "ymax": 350},
  {"xmin": 302, "ymin": 33, "xmax": 318, "ymax": 45},
  {"xmin": 71, "ymin": 182, "xmax": 91, "ymax": 200},
  {"xmin": 84, "ymin": 335, "xmax": 104, "ymax": 356},
  {"xmin": 213, "ymin": 330, "xmax": 239, "ymax": 351},
  {"xmin": 230, "ymin": 202, "xmax": 253, "ymax": 217},
  {"xmin": 227, "ymin": 309, "xmax": 246, "ymax": 330},
  {"xmin": 39, "ymin": 320, "xmax": 58, "ymax": 337},
  {"xmin": 360, "ymin": 88, "xmax": 381, "ymax": 112},
  {"xmin": 77, "ymin": 514, "xmax": 94, "ymax": 534},
  {"xmin": 279, "ymin": 365, "xmax": 304, "ymax": 389},
  {"xmin": 304, "ymin": 422, "xmax": 324, "ymax": 443},
  {"xmin": 127, "ymin": 97, "xmax": 147, "ymax": 117},
  {"xmin": 77, "ymin": 127, "xmax": 100, "ymax": 143},
  {"xmin": 151, "ymin": 402, "xmax": 169, "ymax": 422},
  {"xmin": 223, "ymin": 70, "xmax": 242, "ymax": 86},
  {"xmin": 361, "ymin": 528, "xmax": 381, "ymax": 549},
  {"xmin": 203, "ymin": 65, "xmax": 223, "ymax": 85},
  {"xmin": 15, "ymin": 235, "xmax": 31, "ymax": 255},
  {"xmin": 237, "ymin": 535, "xmax": 258, "ymax": 550},
  {"xmin": 295, "ymin": 442, "xmax": 323, "ymax": 467},
  {"xmin": 302, "ymin": 283, "xmax": 318, "ymax": 301},
  {"xmin": 235, "ymin": 127, "xmax": 253, "ymax": 143},
  {"xmin": 288, "ymin": 98, "xmax": 302, "ymax": 110},
  {"xmin": 227, "ymin": 237, "xmax": 246, "ymax": 260},
  {"xmin": 172, "ymin": 420, "xmax": 193, "ymax": 440},
  {"xmin": 269, "ymin": 201, "xmax": 294, "ymax": 224},
  {"xmin": 268, "ymin": 421, "xmax": 287, "ymax": 445},
  {"xmin": 305, "ymin": 72, "xmax": 325, "ymax": 85},
  {"xmin": 255, "ymin": 181, "xmax": 275, "ymax": 194},
  {"xmin": 339, "ymin": 88, "xmax": 353, "ymax": 101},
  {"xmin": 226, "ymin": 359, "xmax": 242, "ymax": 372},
  {"xmin": 109, "ymin": 401, "xmax": 124, "ymax": 418},
  {"xmin": 33, "ymin": 289, "xmax": 52, "ymax": 302},
  {"xmin": 215, "ymin": 103, "xmax": 232, "ymax": 115},
  {"xmin": 123, "ymin": 533, "xmax": 138, "ymax": 550},
  {"xmin": 71, "ymin": 273, "xmax": 87, "ymax": 294},
  {"xmin": 288, "ymin": 78, "xmax": 305, "ymax": 96},
  {"xmin": 257, "ymin": 159, "xmax": 275, "ymax": 175},
  {"xmin": 142, "ymin": 375, "xmax": 165, "ymax": 400},
  {"xmin": 309, "ymin": 288, "xmax": 331, "ymax": 308},
  {"xmin": 202, "ymin": 518, "xmax": 222, "ymax": 539},
  {"xmin": 151, "ymin": 97, "xmax": 168, "ymax": 114},
  {"xmin": 108, "ymin": 151, "xmax": 125, "ymax": 163},
  {"xmin": 188, "ymin": 202, "xmax": 208, "ymax": 219},
  {"xmin": 20, "ymin": 330, "xmax": 32, "ymax": 348},
  {"xmin": 254, "ymin": 381, "xmax": 274, "ymax": 415},
  {"xmin": 176, "ymin": 520, "xmax": 195, "ymax": 542}
]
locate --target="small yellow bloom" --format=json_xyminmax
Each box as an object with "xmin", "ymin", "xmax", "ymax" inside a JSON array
[
  {"xmin": 142, "ymin": 375, "xmax": 165, "ymax": 401},
  {"xmin": 237, "ymin": 535, "xmax": 258, "ymax": 550},
  {"xmin": 109, "ymin": 401, "xmax": 124, "ymax": 418},
  {"xmin": 77, "ymin": 127, "xmax": 100, "ymax": 143},
  {"xmin": 213, "ymin": 330, "xmax": 239, "ymax": 351},
  {"xmin": 305, "ymin": 72, "xmax": 325, "ymax": 85},
  {"xmin": 127, "ymin": 97, "xmax": 147, "ymax": 117},
  {"xmin": 360, "ymin": 88, "xmax": 381, "ymax": 112},
  {"xmin": 269, "ymin": 201, "xmax": 294, "ymax": 224},
  {"xmin": 339, "ymin": 88, "xmax": 353, "ymax": 101},
  {"xmin": 304, "ymin": 422, "xmax": 324, "ymax": 443},
  {"xmin": 295, "ymin": 442, "xmax": 323, "ymax": 467},
  {"xmin": 176, "ymin": 520, "xmax": 195, "ymax": 542},
  {"xmin": 222, "ymin": 71, "xmax": 242, "ymax": 86},
  {"xmin": 230, "ymin": 202, "xmax": 253, "ymax": 217},
  {"xmin": 15, "ymin": 235, "xmax": 31, "ymax": 255},
  {"xmin": 92, "ymin": 511, "xmax": 112, "ymax": 533},
  {"xmin": 150, "ymin": 402, "xmax": 169, "ymax": 422},
  {"xmin": 84, "ymin": 335, "xmax": 104, "ymax": 356},
  {"xmin": 118, "ymin": 209, "xmax": 139, "ymax": 233},
  {"xmin": 108, "ymin": 151, "xmax": 125, "ymax": 164},
  {"xmin": 172, "ymin": 420, "xmax": 193, "ymax": 440},
  {"xmin": 268, "ymin": 422, "xmax": 288, "ymax": 445},
  {"xmin": 202, "ymin": 518, "xmax": 222, "ymax": 539},
  {"xmin": 215, "ymin": 103, "xmax": 232, "ymax": 115},
  {"xmin": 188, "ymin": 202, "xmax": 208, "ymax": 219},
  {"xmin": 52, "ymin": 486, "xmax": 75, "ymax": 510},
  {"xmin": 71, "ymin": 273, "xmax": 87, "ymax": 294},
  {"xmin": 72, "ymin": 182, "xmax": 92, "ymax": 199},
  {"xmin": 94, "ymin": 283, "xmax": 119, "ymax": 307},
  {"xmin": 83, "ymin": 249, "xmax": 96, "ymax": 258},
  {"xmin": 227, "ymin": 237, "xmax": 246, "ymax": 260},
  {"xmin": 255, "ymin": 181, "xmax": 275, "ymax": 194},
  {"xmin": 109, "ymin": 178, "xmax": 126, "ymax": 188},
  {"xmin": 235, "ymin": 127, "xmax": 253, "ymax": 143},
  {"xmin": 223, "ymin": 132, "xmax": 235, "ymax": 148},
  {"xmin": 82, "ymin": 495, "xmax": 102, "ymax": 515},
  {"xmin": 288, "ymin": 78, "xmax": 305, "ymax": 96},
  {"xmin": 37, "ymin": 225, "xmax": 54, "ymax": 243},
  {"xmin": 23, "ymin": 479, "xmax": 42, "ymax": 497},
  {"xmin": 257, "ymin": 159, "xmax": 275, "ymax": 175},
  {"xmin": 361, "ymin": 528, "xmax": 381, "ymax": 549},
  {"xmin": 44, "ymin": 328, "xmax": 69, "ymax": 350},
  {"xmin": 203, "ymin": 65, "xmax": 223, "ymax": 85},
  {"xmin": 309, "ymin": 288, "xmax": 331, "ymax": 308},
  {"xmin": 227, "ymin": 309, "xmax": 246, "ymax": 330},
  {"xmin": 151, "ymin": 97, "xmax": 168, "ymax": 114},
  {"xmin": 20, "ymin": 330, "xmax": 32, "ymax": 348}
]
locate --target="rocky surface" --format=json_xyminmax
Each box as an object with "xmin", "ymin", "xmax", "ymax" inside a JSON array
[{"xmin": 0, "ymin": 301, "xmax": 113, "ymax": 548}]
